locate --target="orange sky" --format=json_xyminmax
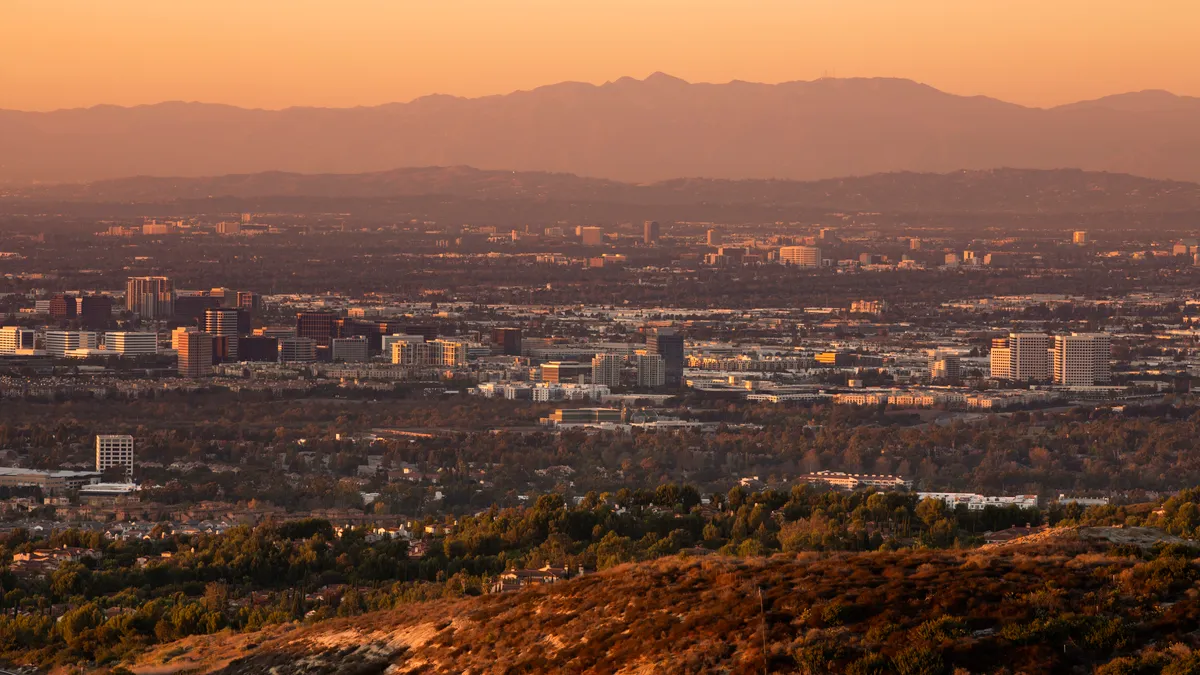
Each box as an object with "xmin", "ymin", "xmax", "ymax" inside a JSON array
[{"xmin": 2, "ymin": 0, "xmax": 1198, "ymax": 111}]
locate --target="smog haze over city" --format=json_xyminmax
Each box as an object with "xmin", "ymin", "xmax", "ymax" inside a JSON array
[{"xmin": 5, "ymin": 2, "xmax": 1200, "ymax": 674}]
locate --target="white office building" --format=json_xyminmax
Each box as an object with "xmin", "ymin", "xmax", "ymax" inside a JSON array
[
  {"xmin": 0, "ymin": 326, "xmax": 35, "ymax": 354},
  {"xmin": 778, "ymin": 246, "xmax": 822, "ymax": 267},
  {"xmin": 45, "ymin": 331, "xmax": 99, "ymax": 357},
  {"xmin": 104, "ymin": 332, "xmax": 158, "ymax": 356},
  {"xmin": 1053, "ymin": 333, "xmax": 1111, "ymax": 386},
  {"xmin": 95, "ymin": 434, "xmax": 134, "ymax": 480},
  {"xmin": 331, "ymin": 336, "xmax": 370, "ymax": 363},
  {"xmin": 990, "ymin": 333, "xmax": 1052, "ymax": 381}
]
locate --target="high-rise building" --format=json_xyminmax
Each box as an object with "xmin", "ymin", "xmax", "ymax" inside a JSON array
[
  {"xmin": 48, "ymin": 294, "xmax": 77, "ymax": 320},
  {"xmin": 177, "ymin": 331, "xmax": 213, "ymax": 377},
  {"xmin": 79, "ymin": 295, "xmax": 114, "ymax": 329},
  {"xmin": 205, "ymin": 308, "xmax": 242, "ymax": 361},
  {"xmin": 646, "ymin": 327, "xmax": 685, "ymax": 388},
  {"xmin": 1053, "ymin": 333, "xmax": 1111, "ymax": 386},
  {"xmin": 706, "ymin": 229, "xmax": 720, "ymax": 247},
  {"xmin": 0, "ymin": 327, "xmax": 35, "ymax": 354},
  {"xmin": 331, "ymin": 336, "xmax": 370, "ymax": 362},
  {"xmin": 296, "ymin": 312, "xmax": 338, "ymax": 347},
  {"xmin": 591, "ymin": 354, "xmax": 623, "ymax": 388},
  {"xmin": 173, "ymin": 294, "xmax": 221, "ymax": 324},
  {"xmin": 126, "ymin": 276, "xmax": 175, "ymax": 319},
  {"xmin": 95, "ymin": 434, "xmax": 134, "ymax": 481},
  {"xmin": 216, "ymin": 221, "xmax": 241, "ymax": 235},
  {"xmin": 990, "ymin": 333, "xmax": 1052, "ymax": 381},
  {"xmin": 237, "ymin": 291, "xmax": 262, "ymax": 315},
  {"xmin": 909, "ymin": 238, "xmax": 922, "ymax": 250},
  {"xmin": 278, "ymin": 337, "xmax": 318, "ymax": 363},
  {"xmin": 778, "ymin": 246, "xmax": 821, "ymax": 267},
  {"xmin": 104, "ymin": 332, "xmax": 158, "ymax": 356},
  {"xmin": 580, "ymin": 226, "xmax": 604, "ymax": 246},
  {"xmin": 928, "ymin": 349, "xmax": 962, "ymax": 381},
  {"xmin": 1072, "ymin": 231, "xmax": 1089, "ymax": 245},
  {"xmin": 643, "ymin": 220, "xmax": 661, "ymax": 245},
  {"xmin": 635, "ymin": 354, "xmax": 666, "ymax": 388},
  {"xmin": 491, "ymin": 327, "xmax": 523, "ymax": 356},
  {"xmin": 44, "ymin": 331, "xmax": 98, "ymax": 357},
  {"xmin": 382, "ymin": 334, "xmax": 425, "ymax": 357}
]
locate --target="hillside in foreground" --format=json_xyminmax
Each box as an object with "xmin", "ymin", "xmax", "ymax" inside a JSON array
[{"xmin": 128, "ymin": 526, "xmax": 1200, "ymax": 675}]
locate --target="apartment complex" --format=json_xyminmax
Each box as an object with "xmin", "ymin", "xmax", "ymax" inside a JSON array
[
  {"xmin": 591, "ymin": 354, "xmax": 623, "ymax": 388},
  {"xmin": 126, "ymin": 276, "xmax": 175, "ymax": 319},
  {"xmin": 635, "ymin": 353, "xmax": 666, "ymax": 387},
  {"xmin": 391, "ymin": 339, "xmax": 467, "ymax": 366}
]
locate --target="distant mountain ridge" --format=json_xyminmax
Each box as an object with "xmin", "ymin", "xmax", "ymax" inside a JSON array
[
  {"xmin": 2, "ymin": 75, "xmax": 1200, "ymax": 184},
  {"xmin": 10, "ymin": 167, "xmax": 1200, "ymax": 214}
]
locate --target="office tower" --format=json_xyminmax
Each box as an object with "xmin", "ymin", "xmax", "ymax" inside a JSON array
[
  {"xmin": 1053, "ymin": 333, "xmax": 1111, "ymax": 386},
  {"xmin": 989, "ymin": 333, "xmax": 1052, "ymax": 381},
  {"xmin": 126, "ymin": 276, "xmax": 175, "ymax": 319},
  {"xmin": 331, "ymin": 336, "xmax": 370, "ymax": 362},
  {"xmin": 142, "ymin": 222, "xmax": 170, "ymax": 235},
  {"xmin": 48, "ymin": 293, "xmax": 77, "ymax": 320},
  {"xmin": 237, "ymin": 291, "xmax": 262, "ymax": 314},
  {"xmin": 492, "ymin": 327, "xmax": 523, "ymax": 356},
  {"xmin": 706, "ymin": 229, "xmax": 720, "ymax": 247},
  {"xmin": 0, "ymin": 327, "xmax": 35, "ymax": 354},
  {"xmin": 177, "ymin": 331, "xmax": 213, "ymax": 377},
  {"xmin": 296, "ymin": 311, "xmax": 338, "ymax": 347},
  {"xmin": 580, "ymin": 226, "xmax": 604, "ymax": 246},
  {"xmin": 238, "ymin": 336, "xmax": 279, "ymax": 362},
  {"xmin": 382, "ymin": 334, "xmax": 425, "ymax": 357},
  {"xmin": 591, "ymin": 354, "xmax": 623, "ymax": 388},
  {"xmin": 635, "ymin": 354, "xmax": 667, "ymax": 388},
  {"xmin": 778, "ymin": 246, "xmax": 821, "ymax": 267},
  {"xmin": 44, "ymin": 331, "xmax": 98, "ymax": 357},
  {"xmin": 928, "ymin": 349, "xmax": 961, "ymax": 381},
  {"xmin": 79, "ymin": 295, "xmax": 114, "ymax": 329},
  {"xmin": 278, "ymin": 337, "xmax": 318, "ymax": 363},
  {"xmin": 205, "ymin": 308, "xmax": 241, "ymax": 361},
  {"xmin": 1073, "ymin": 231, "xmax": 1089, "ymax": 245},
  {"xmin": 95, "ymin": 434, "xmax": 134, "ymax": 481},
  {"xmin": 104, "ymin": 332, "xmax": 158, "ymax": 356},
  {"xmin": 909, "ymin": 238, "xmax": 922, "ymax": 250},
  {"xmin": 646, "ymin": 327, "xmax": 685, "ymax": 388},
  {"xmin": 216, "ymin": 221, "xmax": 241, "ymax": 235},
  {"xmin": 643, "ymin": 220, "xmax": 661, "ymax": 245}
]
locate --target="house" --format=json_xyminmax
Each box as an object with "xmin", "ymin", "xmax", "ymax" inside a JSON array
[{"xmin": 489, "ymin": 565, "xmax": 578, "ymax": 593}]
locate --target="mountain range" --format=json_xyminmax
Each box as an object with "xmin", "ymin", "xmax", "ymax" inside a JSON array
[
  {"xmin": 3, "ymin": 74, "xmax": 1200, "ymax": 185},
  {"xmin": 10, "ymin": 166, "xmax": 1200, "ymax": 215}
]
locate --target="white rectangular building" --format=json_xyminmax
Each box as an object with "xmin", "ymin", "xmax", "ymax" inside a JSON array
[
  {"xmin": 779, "ymin": 246, "xmax": 821, "ymax": 267},
  {"xmin": 1053, "ymin": 333, "xmax": 1111, "ymax": 386},
  {"xmin": 45, "ymin": 331, "xmax": 99, "ymax": 357},
  {"xmin": 104, "ymin": 332, "xmax": 158, "ymax": 356},
  {"xmin": 0, "ymin": 326, "xmax": 35, "ymax": 354},
  {"xmin": 591, "ymin": 354, "xmax": 623, "ymax": 388},
  {"xmin": 95, "ymin": 434, "xmax": 134, "ymax": 480}
]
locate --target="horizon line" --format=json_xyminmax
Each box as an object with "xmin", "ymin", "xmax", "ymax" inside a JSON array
[{"xmin": 0, "ymin": 73, "xmax": 1189, "ymax": 115}]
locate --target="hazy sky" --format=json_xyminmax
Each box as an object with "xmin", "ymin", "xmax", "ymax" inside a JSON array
[{"xmin": 2, "ymin": 0, "xmax": 1198, "ymax": 111}]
